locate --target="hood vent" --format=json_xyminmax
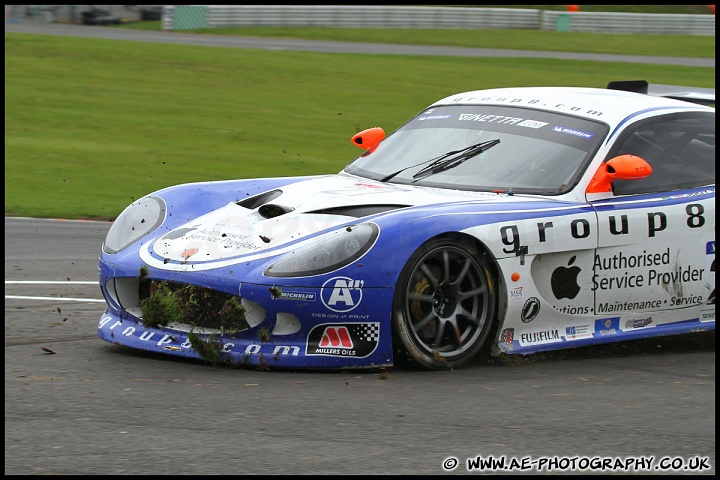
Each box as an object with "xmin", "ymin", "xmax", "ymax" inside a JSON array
[
  {"xmin": 236, "ymin": 189, "xmax": 282, "ymax": 209},
  {"xmin": 309, "ymin": 204, "xmax": 408, "ymax": 218},
  {"xmin": 259, "ymin": 203, "xmax": 294, "ymax": 218}
]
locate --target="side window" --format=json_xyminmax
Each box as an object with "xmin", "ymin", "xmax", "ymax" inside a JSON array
[{"xmin": 609, "ymin": 112, "xmax": 715, "ymax": 195}]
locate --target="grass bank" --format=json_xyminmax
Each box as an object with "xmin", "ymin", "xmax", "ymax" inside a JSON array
[{"xmin": 4, "ymin": 30, "xmax": 715, "ymax": 219}]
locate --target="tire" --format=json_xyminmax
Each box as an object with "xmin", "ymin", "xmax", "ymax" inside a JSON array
[{"xmin": 392, "ymin": 237, "xmax": 496, "ymax": 370}]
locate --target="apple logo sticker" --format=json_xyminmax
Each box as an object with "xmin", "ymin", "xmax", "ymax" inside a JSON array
[{"xmin": 551, "ymin": 255, "xmax": 581, "ymax": 299}]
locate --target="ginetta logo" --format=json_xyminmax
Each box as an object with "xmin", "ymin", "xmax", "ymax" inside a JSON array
[
  {"xmin": 321, "ymin": 276, "xmax": 364, "ymax": 312},
  {"xmin": 521, "ymin": 297, "xmax": 540, "ymax": 323}
]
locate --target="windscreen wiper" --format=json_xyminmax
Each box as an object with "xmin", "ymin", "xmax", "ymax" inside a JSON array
[
  {"xmin": 412, "ymin": 139, "xmax": 500, "ymax": 181},
  {"xmin": 379, "ymin": 139, "xmax": 500, "ymax": 183}
]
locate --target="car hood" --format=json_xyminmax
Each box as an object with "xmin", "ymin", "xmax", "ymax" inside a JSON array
[{"xmin": 149, "ymin": 174, "xmax": 542, "ymax": 265}]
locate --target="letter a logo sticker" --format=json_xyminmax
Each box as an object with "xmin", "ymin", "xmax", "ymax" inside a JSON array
[{"xmin": 321, "ymin": 276, "xmax": 363, "ymax": 312}]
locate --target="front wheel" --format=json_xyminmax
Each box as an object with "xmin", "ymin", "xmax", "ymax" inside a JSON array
[{"xmin": 392, "ymin": 238, "xmax": 496, "ymax": 370}]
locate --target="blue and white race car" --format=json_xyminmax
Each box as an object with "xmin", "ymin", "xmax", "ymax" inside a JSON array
[{"xmin": 98, "ymin": 81, "xmax": 715, "ymax": 370}]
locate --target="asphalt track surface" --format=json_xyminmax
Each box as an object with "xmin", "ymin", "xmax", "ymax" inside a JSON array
[
  {"xmin": 5, "ymin": 23, "xmax": 716, "ymax": 476},
  {"xmin": 4, "ymin": 217, "xmax": 716, "ymax": 475},
  {"xmin": 3, "ymin": 19, "xmax": 715, "ymax": 68}
]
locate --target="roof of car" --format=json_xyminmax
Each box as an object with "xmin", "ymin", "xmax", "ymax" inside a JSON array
[
  {"xmin": 608, "ymin": 80, "xmax": 715, "ymax": 106},
  {"xmin": 431, "ymin": 83, "xmax": 714, "ymax": 125}
]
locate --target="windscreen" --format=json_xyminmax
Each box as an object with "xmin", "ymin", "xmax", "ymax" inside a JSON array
[{"xmin": 344, "ymin": 105, "xmax": 609, "ymax": 195}]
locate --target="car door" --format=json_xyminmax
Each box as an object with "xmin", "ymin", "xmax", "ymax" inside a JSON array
[{"xmin": 589, "ymin": 111, "xmax": 715, "ymax": 330}]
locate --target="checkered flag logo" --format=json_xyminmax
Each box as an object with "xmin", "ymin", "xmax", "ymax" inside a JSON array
[{"xmin": 358, "ymin": 323, "xmax": 379, "ymax": 342}]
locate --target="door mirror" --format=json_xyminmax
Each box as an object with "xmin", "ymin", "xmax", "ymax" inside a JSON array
[
  {"xmin": 351, "ymin": 127, "xmax": 385, "ymax": 153},
  {"xmin": 587, "ymin": 154, "xmax": 653, "ymax": 193}
]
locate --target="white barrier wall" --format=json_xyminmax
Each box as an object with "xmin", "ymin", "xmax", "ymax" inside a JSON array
[
  {"xmin": 5, "ymin": 5, "xmax": 715, "ymax": 36},
  {"xmin": 160, "ymin": 5, "xmax": 715, "ymax": 36}
]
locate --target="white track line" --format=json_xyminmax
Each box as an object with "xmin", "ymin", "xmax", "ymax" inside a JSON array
[
  {"xmin": 5, "ymin": 280, "xmax": 104, "ymax": 303},
  {"xmin": 5, "ymin": 281, "xmax": 96, "ymax": 285},
  {"xmin": 5, "ymin": 295, "xmax": 105, "ymax": 303}
]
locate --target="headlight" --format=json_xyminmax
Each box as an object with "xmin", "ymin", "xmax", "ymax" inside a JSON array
[
  {"xmin": 103, "ymin": 196, "xmax": 166, "ymax": 254},
  {"xmin": 264, "ymin": 223, "xmax": 379, "ymax": 277}
]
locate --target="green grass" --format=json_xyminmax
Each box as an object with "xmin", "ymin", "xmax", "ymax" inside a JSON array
[{"xmin": 4, "ymin": 29, "xmax": 715, "ymax": 220}]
